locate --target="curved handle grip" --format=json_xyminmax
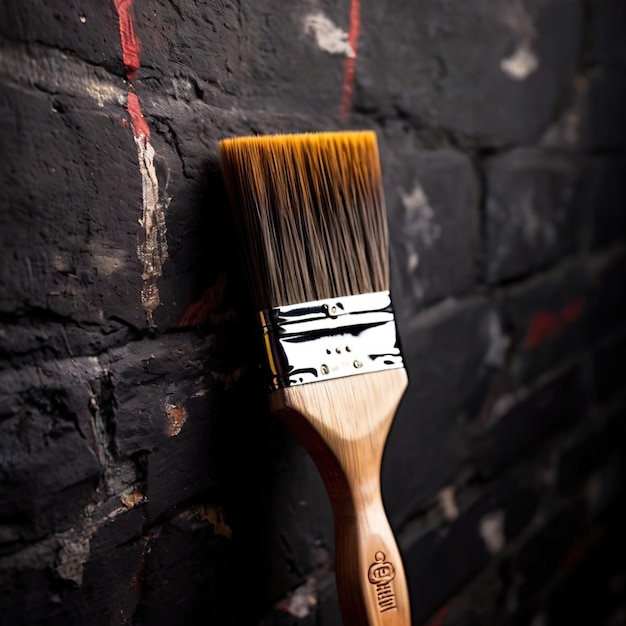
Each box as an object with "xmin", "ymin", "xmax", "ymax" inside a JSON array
[
  {"xmin": 333, "ymin": 483, "xmax": 411, "ymax": 626},
  {"xmin": 270, "ymin": 370, "xmax": 411, "ymax": 626}
]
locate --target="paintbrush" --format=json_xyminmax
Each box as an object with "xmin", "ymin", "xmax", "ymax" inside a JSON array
[{"xmin": 219, "ymin": 131, "xmax": 410, "ymax": 626}]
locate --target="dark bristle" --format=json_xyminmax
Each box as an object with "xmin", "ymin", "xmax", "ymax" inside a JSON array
[{"xmin": 219, "ymin": 131, "xmax": 389, "ymax": 310}]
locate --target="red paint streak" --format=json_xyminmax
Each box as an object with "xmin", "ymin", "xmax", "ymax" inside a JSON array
[
  {"xmin": 339, "ymin": 0, "xmax": 361, "ymax": 121},
  {"xmin": 127, "ymin": 92, "xmax": 150, "ymax": 140},
  {"xmin": 112, "ymin": 0, "xmax": 148, "ymax": 138},
  {"xmin": 525, "ymin": 312, "xmax": 561, "ymax": 348},
  {"xmin": 561, "ymin": 297, "xmax": 585, "ymax": 324},
  {"xmin": 113, "ymin": 0, "xmax": 140, "ymax": 79},
  {"xmin": 426, "ymin": 605, "xmax": 450, "ymax": 626},
  {"xmin": 179, "ymin": 274, "xmax": 229, "ymax": 327},
  {"xmin": 524, "ymin": 297, "xmax": 586, "ymax": 349}
]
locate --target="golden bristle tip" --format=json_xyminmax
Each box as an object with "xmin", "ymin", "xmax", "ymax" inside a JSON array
[{"xmin": 219, "ymin": 131, "xmax": 389, "ymax": 310}]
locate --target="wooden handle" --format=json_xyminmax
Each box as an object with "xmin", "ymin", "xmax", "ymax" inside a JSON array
[
  {"xmin": 333, "ymin": 467, "xmax": 410, "ymax": 625},
  {"xmin": 270, "ymin": 369, "xmax": 411, "ymax": 626}
]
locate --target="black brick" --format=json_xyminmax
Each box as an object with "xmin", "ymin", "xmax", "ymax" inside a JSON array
[
  {"xmin": 484, "ymin": 148, "xmax": 579, "ymax": 283},
  {"xmin": 581, "ymin": 68, "xmax": 626, "ymax": 152},
  {"xmin": 404, "ymin": 476, "xmax": 539, "ymax": 625},
  {"xmin": 265, "ymin": 437, "xmax": 334, "ymax": 600},
  {"xmin": 382, "ymin": 142, "xmax": 480, "ymax": 314},
  {"xmin": 545, "ymin": 531, "xmax": 622, "ymax": 626},
  {"xmin": 109, "ymin": 335, "xmax": 220, "ymax": 458},
  {"xmin": 0, "ymin": 360, "xmax": 104, "ymax": 552},
  {"xmin": 557, "ymin": 412, "xmax": 625, "ymax": 494},
  {"xmin": 0, "ymin": 318, "xmax": 133, "ymax": 371},
  {"xmin": 0, "ymin": 81, "xmax": 145, "ymax": 327},
  {"xmin": 579, "ymin": 156, "xmax": 626, "ymax": 251},
  {"xmin": 64, "ymin": 514, "xmax": 146, "ymax": 625},
  {"xmin": 507, "ymin": 501, "xmax": 587, "ymax": 603},
  {"xmin": 136, "ymin": 522, "xmax": 236, "ymax": 626},
  {"xmin": 472, "ymin": 367, "xmax": 586, "ymax": 477},
  {"xmin": 0, "ymin": 569, "xmax": 69, "ymax": 626},
  {"xmin": 133, "ymin": 2, "xmax": 241, "ymax": 97},
  {"xmin": 591, "ymin": 0, "xmax": 626, "ymax": 67},
  {"xmin": 356, "ymin": 0, "xmax": 582, "ymax": 146},
  {"xmin": 384, "ymin": 299, "xmax": 496, "ymax": 527},
  {"xmin": 588, "ymin": 251, "xmax": 626, "ymax": 342},
  {"xmin": 0, "ymin": 1, "xmax": 122, "ymax": 74},
  {"xmin": 502, "ymin": 264, "xmax": 588, "ymax": 385},
  {"xmin": 592, "ymin": 330, "xmax": 626, "ymax": 406},
  {"xmin": 404, "ymin": 514, "xmax": 490, "ymax": 624},
  {"xmin": 0, "ymin": 421, "xmax": 101, "ymax": 548}
]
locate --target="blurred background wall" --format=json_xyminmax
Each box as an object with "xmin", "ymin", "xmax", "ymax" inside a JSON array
[{"xmin": 1, "ymin": 1, "xmax": 625, "ymax": 624}]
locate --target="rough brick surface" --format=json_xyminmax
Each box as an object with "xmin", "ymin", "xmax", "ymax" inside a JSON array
[
  {"xmin": 384, "ymin": 298, "xmax": 496, "ymax": 527},
  {"xmin": 403, "ymin": 474, "xmax": 539, "ymax": 624},
  {"xmin": 0, "ymin": 77, "xmax": 144, "ymax": 325},
  {"xmin": 1, "ymin": 1, "xmax": 625, "ymax": 625},
  {"xmin": 356, "ymin": 0, "xmax": 582, "ymax": 146},
  {"xmin": 0, "ymin": 2, "xmax": 122, "ymax": 72},
  {"xmin": 472, "ymin": 367, "xmax": 586, "ymax": 478},
  {"xmin": 592, "ymin": 331, "xmax": 626, "ymax": 407},
  {"xmin": 589, "ymin": 251, "xmax": 626, "ymax": 341},
  {"xmin": 382, "ymin": 142, "xmax": 480, "ymax": 313},
  {"xmin": 502, "ymin": 263, "xmax": 588, "ymax": 384},
  {"xmin": 578, "ymin": 156, "xmax": 626, "ymax": 250},
  {"xmin": 484, "ymin": 148, "xmax": 579, "ymax": 283},
  {"xmin": 581, "ymin": 68, "xmax": 626, "ymax": 152},
  {"xmin": 591, "ymin": 0, "xmax": 626, "ymax": 67}
]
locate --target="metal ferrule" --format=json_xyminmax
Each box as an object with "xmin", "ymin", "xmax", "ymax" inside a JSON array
[{"xmin": 258, "ymin": 291, "xmax": 404, "ymax": 390}]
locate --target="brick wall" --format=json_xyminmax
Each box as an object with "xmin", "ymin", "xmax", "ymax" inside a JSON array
[{"xmin": 1, "ymin": 1, "xmax": 625, "ymax": 625}]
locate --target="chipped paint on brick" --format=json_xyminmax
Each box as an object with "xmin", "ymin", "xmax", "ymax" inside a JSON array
[
  {"xmin": 484, "ymin": 311, "xmax": 511, "ymax": 368},
  {"xmin": 175, "ymin": 504, "xmax": 233, "ymax": 538},
  {"xmin": 438, "ymin": 486, "xmax": 459, "ymax": 521},
  {"xmin": 120, "ymin": 488, "xmax": 144, "ymax": 509},
  {"xmin": 501, "ymin": 44, "xmax": 539, "ymax": 80},
  {"xmin": 479, "ymin": 510, "xmax": 506, "ymax": 554},
  {"xmin": 164, "ymin": 402, "xmax": 187, "ymax": 437},
  {"xmin": 282, "ymin": 577, "xmax": 317, "ymax": 618}
]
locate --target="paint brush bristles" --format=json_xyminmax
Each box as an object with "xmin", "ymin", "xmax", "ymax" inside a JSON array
[{"xmin": 219, "ymin": 131, "xmax": 389, "ymax": 310}]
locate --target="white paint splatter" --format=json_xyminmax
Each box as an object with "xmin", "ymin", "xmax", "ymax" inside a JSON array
[
  {"xmin": 501, "ymin": 44, "xmax": 539, "ymax": 80},
  {"xmin": 484, "ymin": 311, "xmax": 510, "ymax": 368},
  {"xmin": 0, "ymin": 46, "xmax": 126, "ymax": 107},
  {"xmin": 479, "ymin": 510, "xmax": 506, "ymax": 554},
  {"xmin": 304, "ymin": 12, "xmax": 355, "ymax": 58},
  {"xmin": 438, "ymin": 486, "xmax": 459, "ymax": 521},
  {"xmin": 407, "ymin": 251, "xmax": 420, "ymax": 272},
  {"xmin": 283, "ymin": 578, "xmax": 317, "ymax": 618},
  {"xmin": 399, "ymin": 183, "xmax": 441, "ymax": 248},
  {"xmin": 400, "ymin": 183, "xmax": 428, "ymax": 212},
  {"xmin": 84, "ymin": 79, "xmax": 124, "ymax": 107},
  {"xmin": 135, "ymin": 137, "xmax": 170, "ymax": 327}
]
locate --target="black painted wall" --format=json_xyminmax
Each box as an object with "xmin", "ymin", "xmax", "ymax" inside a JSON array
[{"xmin": 1, "ymin": 1, "xmax": 625, "ymax": 625}]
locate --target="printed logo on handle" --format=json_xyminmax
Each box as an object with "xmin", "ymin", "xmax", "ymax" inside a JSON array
[{"xmin": 368, "ymin": 551, "xmax": 397, "ymax": 612}]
